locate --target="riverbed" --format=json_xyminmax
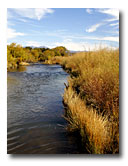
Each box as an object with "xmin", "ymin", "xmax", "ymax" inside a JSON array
[{"xmin": 7, "ymin": 64, "xmax": 86, "ymax": 154}]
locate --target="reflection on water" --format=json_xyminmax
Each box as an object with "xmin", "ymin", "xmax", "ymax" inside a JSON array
[
  {"xmin": 8, "ymin": 66, "xmax": 26, "ymax": 72},
  {"xmin": 8, "ymin": 64, "xmax": 86, "ymax": 154}
]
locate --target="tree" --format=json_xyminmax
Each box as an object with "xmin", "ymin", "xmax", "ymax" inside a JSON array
[
  {"xmin": 39, "ymin": 50, "xmax": 55, "ymax": 61},
  {"xmin": 52, "ymin": 46, "xmax": 69, "ymax": 56}
]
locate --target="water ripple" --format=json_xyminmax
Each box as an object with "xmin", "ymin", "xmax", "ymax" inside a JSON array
[{"xmin": 8, "ymin": 64, "xmax": 86, "ymax": 154}]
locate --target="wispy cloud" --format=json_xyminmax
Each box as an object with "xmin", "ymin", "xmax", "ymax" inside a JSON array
[
  {"xmin": 18, "ymin": 18, "xmax": 28, "ymax": 23},
  {"xmin": 109, "ymin": 22, "xmax": 119, "ymax": 26},
  {"xmin": 103, "ymin": 30, "xmax": 119, "ymax": 35},
  {"xmin": 7, "ymin": 28, "xmax": 25, "ymax": 39},
  {"xmin": 41, "ymin": 29, "xmax": 69, "ymax": 38},
  {"xmin": 86, "ymin": 23, "xmax": 102, "ymax": 33},
  {"xmin": 69, "ymin": 35, "xmax": 119, "ymax": 42},
  {"xmin": 11, "ymin": 8, "xmax": 54, "ymax": 21},
  {"xmin": 76, "ymin": 36, "xmax": 119, "ymax": 42},
  {"xmin": 40, "ymin": 30, "xmax": 119, "ymax": 43},
  {"xmin": 86, "ymin": 8, "xmax": 93, "ymax": 14},
  {"xmin": 25, "ymin": 41, "xmax": 42, "ymax": 47},
  {"xmin": 85, "ymin": 9, "xmax": 119, "ymax": 35},
  {"xmin": 98, "ymin": 8, "xmax": 119, "ymax": 22},
  {"xmin": 102, "ymin": 36, "xmax": 119, "ymax": 42},
  {"xmin": 78, "ymin": 36, "xmax": 119, "ymax": 42}
]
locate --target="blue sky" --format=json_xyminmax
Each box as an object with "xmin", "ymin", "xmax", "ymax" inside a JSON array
[{"xmin": 7, "ymin": 8, "xmax": 119, "ymax": 51}]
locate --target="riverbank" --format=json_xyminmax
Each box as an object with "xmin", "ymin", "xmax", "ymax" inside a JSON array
[
  {"xmin": 7, "ymin": 43, "xmax": 69, "ymax": 71},
  {"xmin": 44, "ymin": 49, "xmax": 119, "ymax": 154}
]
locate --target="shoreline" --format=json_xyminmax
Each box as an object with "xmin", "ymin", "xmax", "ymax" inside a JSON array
[
  {"xmin": 7, "ymin": 49, "xmax": 119, "ymax": 154},
  {"xmin": 44, "ymin": 49, "xmax": 119, "ymax": 154}
]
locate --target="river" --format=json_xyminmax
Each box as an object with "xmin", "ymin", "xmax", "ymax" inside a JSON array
[{"xmin": 7, "ymin": 64, "xmax": 86, "ymax": 154}]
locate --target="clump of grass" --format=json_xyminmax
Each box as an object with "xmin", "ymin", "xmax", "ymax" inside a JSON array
[{"xmin": 63, "ymin": 81, "xmax": 111, "ymax": 154}]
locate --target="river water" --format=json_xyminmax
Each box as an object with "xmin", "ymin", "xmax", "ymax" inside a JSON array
[{"xmin": 7, "ymin": 64, "xmax": 86, "ymax": 154}]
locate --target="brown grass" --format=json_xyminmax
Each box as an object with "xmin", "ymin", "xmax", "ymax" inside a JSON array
[
  {"xmin": 63, "ymin": 82, "xmax": 111, "ymax": 154},
  {"xmin": 47, "ymin": 48, "xmax": 119, "ymax": 153}
]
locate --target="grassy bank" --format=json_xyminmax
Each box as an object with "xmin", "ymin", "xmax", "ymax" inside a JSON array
[{"xmin": 46, "ymin": 49, "xmax": 119, "ymax": 154}]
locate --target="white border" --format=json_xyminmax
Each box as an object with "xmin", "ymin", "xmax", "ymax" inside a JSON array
[{"xmin": 0, "ymin": 0, "xmax": 128, "ymax": 165}]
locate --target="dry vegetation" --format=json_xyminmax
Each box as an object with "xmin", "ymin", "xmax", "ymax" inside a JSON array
[{"xmin": 47, "ymin": 48, "xmax": 119, "ymax": 154}]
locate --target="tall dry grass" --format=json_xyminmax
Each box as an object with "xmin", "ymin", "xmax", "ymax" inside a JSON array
[
  {"xmin": 48, "ymin": 48, "xmax": 119, "ymax": 153},
  {"xmin": 63, "ymin": 82, "xmax": 111, "ymax": 154}
]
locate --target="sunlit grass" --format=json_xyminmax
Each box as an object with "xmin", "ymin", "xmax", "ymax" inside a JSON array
[
  {"xmin": 49, "ymin": 48, "xmax": 119, "ymax": 154},
  {"xmin": 63, "ymin": 83, "xmax": 111, "ymax": 154}
]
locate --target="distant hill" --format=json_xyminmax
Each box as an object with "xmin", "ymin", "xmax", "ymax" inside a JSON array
[{"xmin": 70, "ymin": 50, "xmax": 88, "ymax": 53}]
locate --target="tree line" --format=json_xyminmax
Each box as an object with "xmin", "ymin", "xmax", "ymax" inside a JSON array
[{"xmin": 7, "ymin": 43, "xmax": 69, "ymax": 70}]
